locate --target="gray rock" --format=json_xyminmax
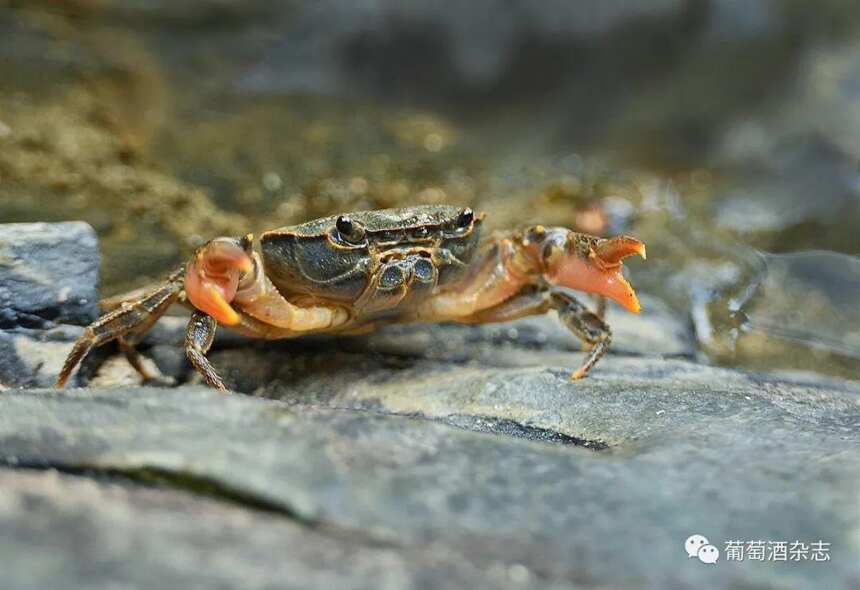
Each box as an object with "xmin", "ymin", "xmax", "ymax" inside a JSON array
[
  {"xmin": 0, "ymin": 222, "xmax": 99, "ymax": 329},
  {"xmin": 0, "ymin": 469, "xmax": 538, "ymax": 590},
  {"xmin": 0, "ymin": 325, "xmax": 84, "ymax": 388},
  {"xmin": 1, "ymin": 377, "xmax": 858, "ymax": 589},
  {"xmin": 147, "ymin": 344, "xmax": 190, "ymax": 382}
]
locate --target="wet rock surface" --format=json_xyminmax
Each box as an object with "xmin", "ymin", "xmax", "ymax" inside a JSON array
[
  {"xmin": 0, "ymin": 325, "xmax": 84, "ymax": 389},
  {"xmin": 0, "ymin": 222, "xmax": 99, "ymax": 329},
  {"xmin": 0, "ymin": 222, "xmax": 99, "ymax": 388},
  {"xmin": 0, "ymin": 469, "xmax": 530, "ymax": 590},
  {"xmin": 1, "ymin": 365, "xmax": 859, "ymax": 589}
]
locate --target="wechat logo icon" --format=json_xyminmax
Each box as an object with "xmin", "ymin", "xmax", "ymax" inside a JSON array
[{"xmin": 685, "ymin": 534, "xmax": 719, "ymax": 564}]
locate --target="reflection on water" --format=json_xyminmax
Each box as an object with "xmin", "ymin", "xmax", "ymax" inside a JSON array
[
  {"xmin": 1, "ymin": 1, "xmax": 859, "ymax": 379},
  {"xmin": 738, "ymin": 251, "xmax": 860, "ymax": 358},
  {"xmin": 698, "ymin": 250, "xmax": 860, "ymax": 378}
]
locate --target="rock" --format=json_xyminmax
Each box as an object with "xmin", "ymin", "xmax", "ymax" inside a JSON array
[
  {"xmin": 147, "ymin": 344, "xmax": 190, "ymax": 382},
  {"xmin": 0, "ymin": 222, "xmax": 99, "ymax": 388},
  {"xmin": 0, "ymin": 222, "xmax": 99, "ymax": 329},
  {"xmin": 709, "ymin": 38, "xmax": 860, "ymax": 255},
  {"xmin": 0, "ymin": 469, "xmax": 533, "ymax": 590},
  {"xmin": 89, "ymin": 353, "xmax": 174, "ymax": 389},
  {"xmin": 1, "ymin": 377, "xmax": 858, "ymax": 589},
  {"xmin": 0, "ymin": 325, "xmax": 84, "ymax": 388}
]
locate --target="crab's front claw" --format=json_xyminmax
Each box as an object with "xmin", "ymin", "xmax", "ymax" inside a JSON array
[
  {"xmin": 594, "ymin": 235, "xmax": 647, "ymax": 266},
  {"xmin": 543, "ymin": 233, "xmax": 646, "ymax": 314},
  {"xmin": 185, "ymin": 237, "xmax": 254, "ymax": 325}
]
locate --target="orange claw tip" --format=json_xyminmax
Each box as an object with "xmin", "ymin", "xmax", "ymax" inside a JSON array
[
  {"xmin": 547, "ymin": 255, "xmax": 642, "ymax": 314},
  {"xmin": 185, "ymin": 261, "xmax": 242, "ymax": 326},
  {"xmin": 595, "ymin": 236, "xmax": 647, "ymax": 265},
  {"xmin": 199, "ymin": 285, "xmax": 242, "ymax": 326},
  {"xmin": 605, "ymin": 271, "xmax": 641, "ymax": 314}
]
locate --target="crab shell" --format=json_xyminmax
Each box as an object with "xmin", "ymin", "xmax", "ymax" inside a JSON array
[{"xmin": 259, "ymin": 205, "xmax": 484, "ymax": 314}]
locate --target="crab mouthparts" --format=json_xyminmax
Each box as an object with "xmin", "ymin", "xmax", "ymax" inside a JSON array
[
  {"xmin": 185, "ymin": 240, "xmax": 254, "ymax": 326},
  {"xmin": 549, "ymin": 236, "xmax": 646, "ymax": 314}
]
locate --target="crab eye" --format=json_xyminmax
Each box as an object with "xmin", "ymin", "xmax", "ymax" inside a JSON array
[
  {"xmin": 336, "ymin": 215, "xmax": 353, "ymax": 235},
  {"xmin": 335, "ymin": 215, "xmax": 366, "ymax": 244},
  {"xmin": 457, "ymin": 208, "xmax": 474, "ymax": 228}
]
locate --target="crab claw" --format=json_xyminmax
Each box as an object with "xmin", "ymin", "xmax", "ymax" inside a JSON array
[
  {"xmin": 594, "ymin": 235, "xmax": 647, "ymax": 266},
  {"xmin": 185, "ymin": 238, "xmax": 254, "ymax": 326},
  {"xmin": 545, "ymin": 234, "xmax": 646, "ymax": 314}
]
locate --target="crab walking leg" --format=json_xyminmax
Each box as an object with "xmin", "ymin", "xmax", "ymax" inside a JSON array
[
  {"xmin": 463, "ymin": 286, "xmax": 550, "ymax": 323},
  {"xmin": 550, "ymin": 290, "xmax": 612, "ymax": 380},
  {"xmin": 420, "ymin": 225, "xmax": 642, "ymax": 378},
  {"xmin": 99, "ymin": 284, "xmax": 159, "ymax": 313},
  {"xmin": 115, "ymin": 286, "xmax": 187, "ymax": 383},
  {"xmin": 184, "ymin": 311, "xmax": 227, "ymax": 391},
  {"xmin": 119, "ymin": 339, "xmax": 158, "ymax": 382},
  {"xmin": 462, "ymin": 287, "xmax": 611, "ymax": 380},
  {"xmin": 56, "ymin": 269, "xmax": 184, "ymax": 387}
]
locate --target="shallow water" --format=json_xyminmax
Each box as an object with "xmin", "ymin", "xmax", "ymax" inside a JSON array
[{"xmin": 1, "ymin": 1, "xmax": 858, "ymax": 379}]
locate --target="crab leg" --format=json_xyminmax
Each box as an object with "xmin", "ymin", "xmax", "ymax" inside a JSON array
[
  {"xmin": 463, "ymin": 285, "xmax": 548, "ymax": 323},
  {"xmin": 463, "ymin": 287, "xmax": 611, "ymax": 379},
  {"xmin": 550, "ymin": 290, "xmax": 611, "ymax": 380},
  {"xmin": 56, "ymin": 268, "xmax": 185, "ymax": 387},
  {"xmin": 119, "ymin": 339, "xmax": 159, "ymax": 382},
  {"xmin": 184, "ymin": 311, "xmax": 226, "ymax": 391},
  {"xmin": 422, "ymin": 226, "xmax": 642, "ymax": 379}
]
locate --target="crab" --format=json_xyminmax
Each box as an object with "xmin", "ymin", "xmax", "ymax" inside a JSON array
[{"xmin": 56, "ymin": 205, "xmax": 646, "ymax": 391}]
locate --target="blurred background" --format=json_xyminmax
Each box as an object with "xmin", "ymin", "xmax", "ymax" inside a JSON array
[{"xmin": 1, "ymin": 0, "xmax": 859, "ymax": 378}]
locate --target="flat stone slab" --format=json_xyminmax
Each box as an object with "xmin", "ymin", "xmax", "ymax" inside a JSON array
[
  {"xmin": 0, "ymin": 469, "xmax": 532, "ymax": 590},
  {"xmin": 1, "ymin": 376, "xmax": 858, "ymax": 589}
]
